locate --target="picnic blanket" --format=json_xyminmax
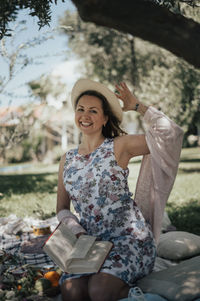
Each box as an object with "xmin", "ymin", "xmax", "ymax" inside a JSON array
[
  {"xmin": 0, "ymin": 213, "xmax": 178, "ymax": 270},
  {"xmin": 0, "ymin": 215, "xmax": 58, "ymax": 268}
]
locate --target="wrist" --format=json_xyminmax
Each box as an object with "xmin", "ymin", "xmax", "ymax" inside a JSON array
[
  {"xmin": 133, "ymin": 103, "xmax": 140, "ymax": 111},
  {"xmin": 133, "ymin": 102, "xmax": 149, "ymax": 116},
  {"xmin": 57, "ymin": 209, "xmax": 79, "ymax": 223}
]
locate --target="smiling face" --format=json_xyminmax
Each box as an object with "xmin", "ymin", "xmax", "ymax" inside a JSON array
[{"xmin": 75, "ymin": 95, "xmax": 108, "ymax": 136}]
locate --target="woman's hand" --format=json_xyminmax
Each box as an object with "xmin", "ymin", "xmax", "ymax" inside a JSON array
[{"xmin": 115, "ymin": 82, "xmax": 139, "ymax": 112}]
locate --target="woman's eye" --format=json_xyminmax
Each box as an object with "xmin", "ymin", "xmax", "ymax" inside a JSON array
[
  {"xmin": 90, "ymin": 110, "xmax": 97, "ymax": 114},
  {"xmin": 77, "ymin": 108, "xmax": 84, "ymax": 112}
]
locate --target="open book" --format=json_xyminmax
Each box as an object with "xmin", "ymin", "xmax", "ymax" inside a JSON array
[{"xmin": 43, "ymin": 223, "xmax": 113, "ymax": 274}]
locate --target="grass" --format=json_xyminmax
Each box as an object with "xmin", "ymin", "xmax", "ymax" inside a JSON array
[
  {"xmin": 0, "ymin": 172, "xmax": 58, "ymax": 219},
  {"xmin": 166, "ymin": 147, "xmax": 200, "ymax": 235},
  {"xmin": 164, "ymin": 147, "xmax": 200, "ymax": 205},
  {"xmin": 0, "ymin": 147, "xmax": 199, "ymax": 234}
]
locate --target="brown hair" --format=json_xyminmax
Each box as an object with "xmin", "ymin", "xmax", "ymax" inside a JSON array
[{"xmin": 75, "ymin": 90, "xmax": 126, "ymax": 138}]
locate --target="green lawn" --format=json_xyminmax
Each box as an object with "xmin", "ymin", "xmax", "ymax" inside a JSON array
[{"xmin": 0, "ymin": 147, "xmax": 199, "ymax": 234}]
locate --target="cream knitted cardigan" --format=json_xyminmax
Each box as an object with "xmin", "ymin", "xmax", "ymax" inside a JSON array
[{"xmin": 135, "ymin": 106, "xmax": 184, "ymax": 244}]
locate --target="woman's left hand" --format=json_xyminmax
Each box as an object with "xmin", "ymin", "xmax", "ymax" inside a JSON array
[{"xmin": 115, "ymin": 82, "xmax": 139, "ymax": 112}]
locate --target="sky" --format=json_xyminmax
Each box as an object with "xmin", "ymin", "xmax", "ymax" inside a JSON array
[{"xmin": 0, "ymin": 0, "xmax": 83, "ymax": 108}]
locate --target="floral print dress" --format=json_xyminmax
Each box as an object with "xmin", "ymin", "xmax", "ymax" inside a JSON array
[{"xmin": 61, "ymin": 138, "xmax": 156, "ymax": 286}]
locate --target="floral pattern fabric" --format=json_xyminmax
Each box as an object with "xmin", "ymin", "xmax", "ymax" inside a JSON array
[{"xmin": 62, "ymin": 138, "xmax": 156, "ymax": 286}]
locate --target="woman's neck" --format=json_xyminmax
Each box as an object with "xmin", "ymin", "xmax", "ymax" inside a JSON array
[{"xmin": 79, "ymin": 134, "xmax": 105, "ymax": 154}]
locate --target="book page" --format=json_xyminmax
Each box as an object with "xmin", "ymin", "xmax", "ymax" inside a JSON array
[
  {"xmin": 67, "ymin": 240, "xmax": 113, "ymax": 274},
  {"xmin": 67, "ymin": 235, "xmax": 96, "ymax": 261},
  {"xmin": 43, "ymin": 232, "xmax": 70, "ymax": 271},
  {"xmin": 59, "ymin": 223, "xmax": 77, "ymax": 245},
  {"xmin": 43, "ymin": 223, "xmax": 77, "ymax": 271}
]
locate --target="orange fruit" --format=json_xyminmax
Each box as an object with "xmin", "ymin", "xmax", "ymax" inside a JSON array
[{"xmin": 44, "ymin": 271, "xmax": 60, "ymax": 287}]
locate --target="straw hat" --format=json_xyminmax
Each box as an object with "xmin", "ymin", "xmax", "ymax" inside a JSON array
[{"xmin": 71, "ymin": 79, "xmax": 123, "ymax": 122}]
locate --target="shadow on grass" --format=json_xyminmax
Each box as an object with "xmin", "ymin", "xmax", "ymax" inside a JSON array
[
  {"xmin": 166, "ymin": 199, "xmax": 200, "ymax": 235},
  {"xmin": 0, "ymin": 173, "xmax": 58, "ymax": 196},
  {"xmin": 180, "ymin": 158, "xmax": 200, "ymax": 163},
  {"xmin": 179, "ymin": 168, "xmax": 200, "ymax": 173}
]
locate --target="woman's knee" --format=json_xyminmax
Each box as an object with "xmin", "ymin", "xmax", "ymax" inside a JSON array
[
  {"xmin": 89, "ymin": 284, "xmax": 112, "ymax": 301},
  {"xmin": 61, "ymin": 281, "xmax": 80, "ymax": 301},
  {"xmin": 88, "ymin": 273, "xmax": 128, "ymax": 301},
  {"xmin": 61, "ymin": 277, "xmax": 89, "ymax": 301}
]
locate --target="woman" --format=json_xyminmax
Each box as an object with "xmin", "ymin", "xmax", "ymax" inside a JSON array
[{"xmin": 56, "ymin": 79, "xmax": 183, "ymax": 301}]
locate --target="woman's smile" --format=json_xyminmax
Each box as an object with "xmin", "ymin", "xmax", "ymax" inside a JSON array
[{"xmin": 79, "ymin": 121, "xmax": 93, "ymax": 128}]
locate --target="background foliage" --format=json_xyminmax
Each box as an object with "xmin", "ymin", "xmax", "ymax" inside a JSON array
[{"xmin": 60, "ymin": 10, "xmax": 200, "ymax": 144}]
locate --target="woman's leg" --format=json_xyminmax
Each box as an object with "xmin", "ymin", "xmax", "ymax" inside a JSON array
[
  {"xmin": 88, "ymin": 272, "xmax": 130, "ymax": 301},
  {"xmin": 61, "ymin": 276, "xmax": 91, "ymax": 301}
]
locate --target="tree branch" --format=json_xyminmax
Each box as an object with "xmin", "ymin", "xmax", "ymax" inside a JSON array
[{"xmin": 72, "ymin": 0, "xmax": 200, "ymax": 68}]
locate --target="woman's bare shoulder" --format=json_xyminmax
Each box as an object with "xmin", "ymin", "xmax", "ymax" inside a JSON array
[
  {"xmin": 114, "ymin": 134, "xmax": 148, "ymax": 159},
  {"xmin": 114, "ymin": 134, "xmax": 135, "ymax": 149}
]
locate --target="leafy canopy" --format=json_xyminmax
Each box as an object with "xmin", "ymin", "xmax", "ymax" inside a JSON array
[
  {"xmin": 60, "ymin": 10, "xmax": 200, "ymax": 140},
  {"xmin": 0, "ymin": 0, "xmax": 200, "ymax": 39},
  {"xmin": 0, "ymin": 0, "xmax": 64, "ymax": 39}
]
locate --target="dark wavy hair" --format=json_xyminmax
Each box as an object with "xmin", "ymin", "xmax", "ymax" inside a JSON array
[{"xmin": 75, "ymin": 90, "xmax": 126, "ymax": 138}]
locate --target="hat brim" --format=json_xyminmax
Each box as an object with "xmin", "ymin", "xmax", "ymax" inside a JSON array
[{"xmin": 71, "ymin": 79, "xmax": 123, "ymax": 122}]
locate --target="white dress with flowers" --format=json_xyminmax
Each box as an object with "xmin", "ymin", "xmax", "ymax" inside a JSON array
[{"xmin": 61, "ymin": 138, "xmax": 156, "ymax": 286}]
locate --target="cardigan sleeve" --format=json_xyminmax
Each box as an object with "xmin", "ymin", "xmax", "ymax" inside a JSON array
[{"xmin": 134, "ymin": 106, "xmax": 184, "ymax": 244}]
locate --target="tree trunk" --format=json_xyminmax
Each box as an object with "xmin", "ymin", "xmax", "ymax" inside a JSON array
[
  {"xmin": 72, "ymin": 0, "xmax": 200, "ymax": 69},
  {"xmin": 129, "ymin": 37, "xmax": 138, "ymax": 86}
]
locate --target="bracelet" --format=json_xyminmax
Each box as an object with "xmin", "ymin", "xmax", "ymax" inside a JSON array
[{"xmin": 134, "ymin": 103, "xmax": 139, "ymax": 111}]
